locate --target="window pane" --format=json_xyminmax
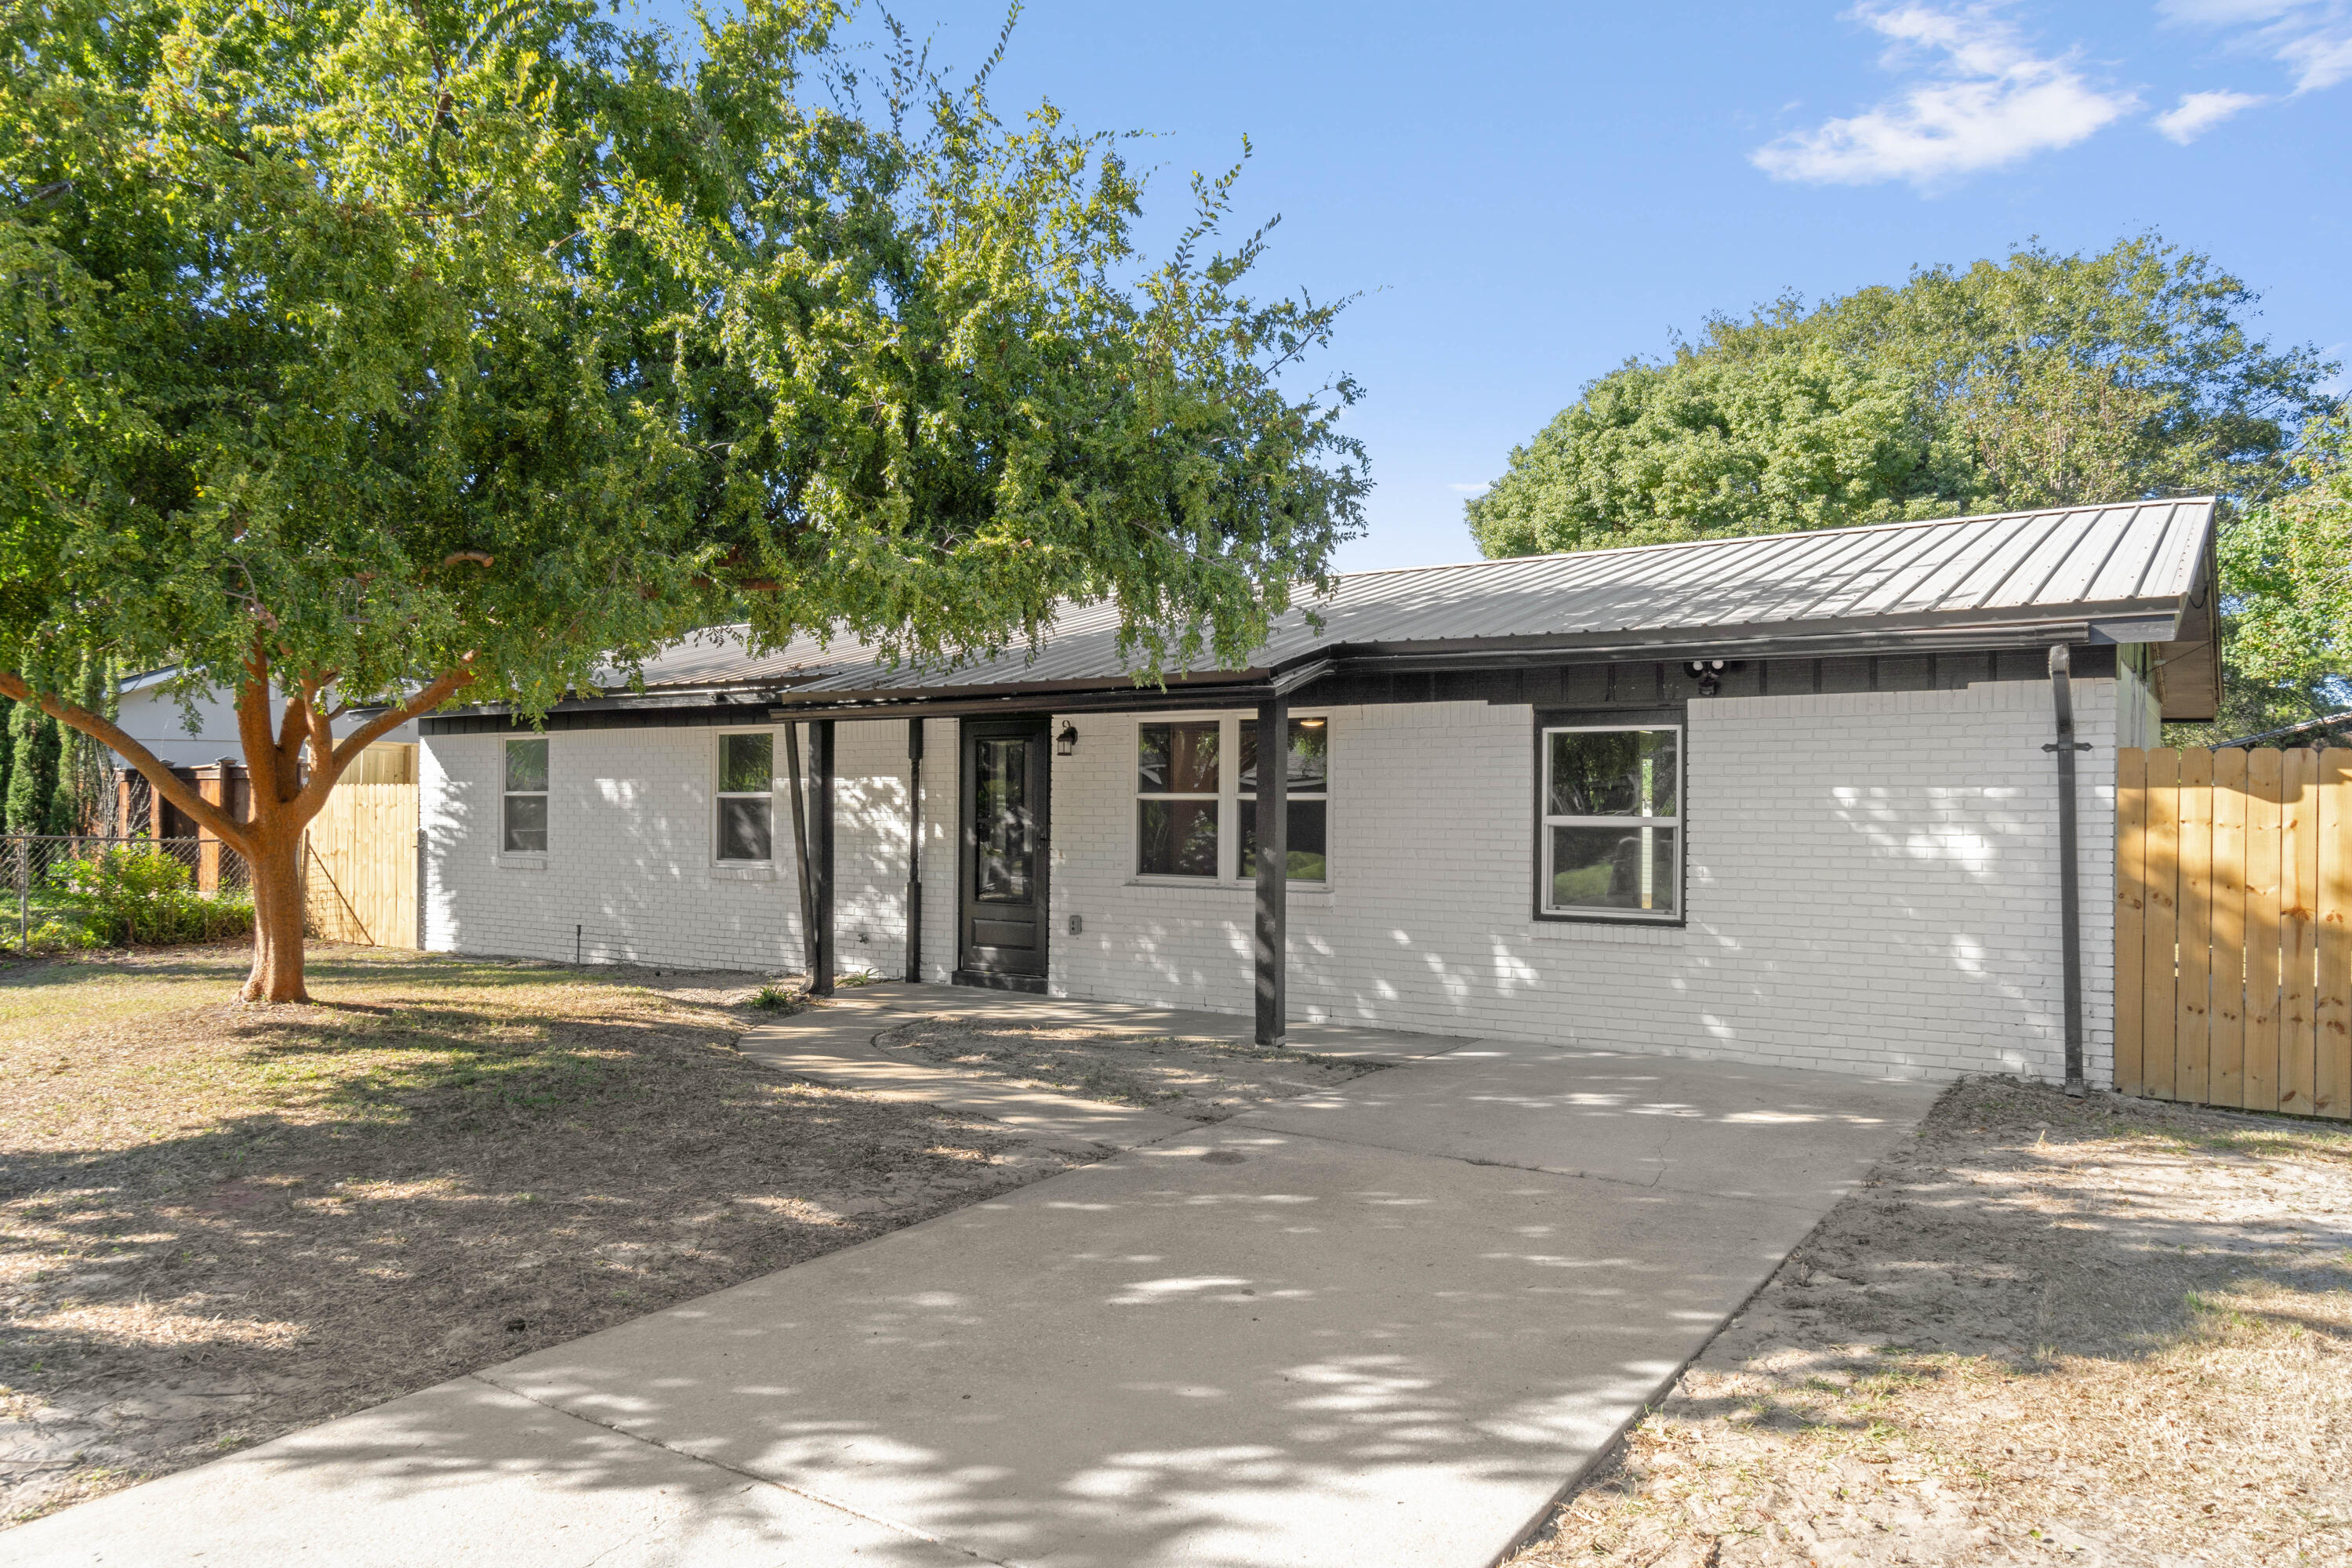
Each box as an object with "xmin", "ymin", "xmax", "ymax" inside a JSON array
[
  {"xmin": 1242, "ymin": 797, "xmax": 1328, "ymax": 882},
  {"xmin": 975, "ymin": 737, "xmax": 1033, "ymax": 899},
  {"xmin": 720, "ymin": 732, "xmax": 773, "ymax": 795},
  {"xmin": 505, "ymin": 738, "xmax": 548, "ymax": 793},
  {"xmin": 1547, "ymin": 729, "xmax": 1677, "ymax": 818},
  {"xmin": 1548, "ymin": 824, "xmax": 1675, "ymax": 914},
  {"xmin": 1240, "ymin": 717, "xmax": 1330, "ymax": 793},
  {"xmin": 503, "ymin": 792, "xmax": 547, "ymax": 854},
  {"xmin": 1139, "ymin": 721, "xmax": 1218, "ymax": 793},
  {"xmin": 717, "ymin": 797, "xmax": 772, "ymax": 862},
  {"xmin": 1138, "ymin": 798, "xmax": 1218, "ymax": 877}
]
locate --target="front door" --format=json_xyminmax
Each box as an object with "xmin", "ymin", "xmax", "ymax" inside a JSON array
[{"xmin": 957, "ymin": 717, "xmax": 1051, "ymax": 990}]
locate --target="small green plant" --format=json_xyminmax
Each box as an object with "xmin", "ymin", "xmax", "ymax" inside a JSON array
[
  {"xmin": 53, "ymin": 845, "xmax": 254, "ymax": 946},
  {"xmin": 749, "ymin": 982, "xmax": 804, "ymax": 1013}
]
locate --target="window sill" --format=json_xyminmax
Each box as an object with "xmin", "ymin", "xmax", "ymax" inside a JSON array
[
  {"xmin": 1123, "ymin": 877, "xmax": 1334, "ymax": 898},
  {"xmin": 1525, "ymin": 915, "xmax": 1688, "ymax": 944},
  {"xmin": 493, "ymin": 852, "xmax": 548, "ymax": 871},
  {"xmin": 710, "ymin": 862, "xmax": 779, "ymax": 882}
]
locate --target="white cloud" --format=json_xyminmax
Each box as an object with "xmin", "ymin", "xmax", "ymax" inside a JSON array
[
  {"xmin": 1753, "ymin": 5, "xmax": 2140, "ymax": 187},
  {"xmin": 1448, "ymin": 482, "xmax": 1491, "ymax": 496},
  {"xmin": 2153, "ymin": 86, "xmax": 2267, "ymax": 136},
  {"xmin": 2161, "ymin": 0, "xmax": 2352, "ymax": 93}
]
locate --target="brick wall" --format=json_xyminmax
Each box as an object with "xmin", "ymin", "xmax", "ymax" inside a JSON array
[
  {"xmin": 423, "ymin": 677, "xmax": 2116, "ymax": 1085},
  {"xmin": 423, "ymin": 721, "xmax": 917, "ymax": 976},
  {"xmin": 1047, "ymin": 678, "xmax": 2118, "ymax": 1084}
]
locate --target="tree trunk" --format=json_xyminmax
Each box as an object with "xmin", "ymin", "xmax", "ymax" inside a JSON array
[{"xmin": 243, "ymin": 822, "xmax": 310, "ymax": 1004}]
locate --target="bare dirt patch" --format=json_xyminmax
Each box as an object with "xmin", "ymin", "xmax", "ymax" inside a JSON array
[
  {"xmin": 868, "ymin": 1015, "xmax": 1384, "ymax": 1121},
  {"xmin": 0, "ymin": 946, "xmax": 1085, "ymax": 1527},
  {"xmin": 1507, "ymin": 1078, "xmax": 2352, "ymax": 1568}
]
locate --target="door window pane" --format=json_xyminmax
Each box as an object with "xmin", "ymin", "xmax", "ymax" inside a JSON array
[
  {"xmin": 1549, "ymin": 824, "xmax": 1675, "ymax": 913},
  {"xmin": 1547, "ymin": 729, "xmax": 1677, "ymax": 817},
  {"xmin": 1138, "ymin": 799, "xmax": 1219, "ymax": 877},
  {"xmin": 502, "ymin": 792, "xmax": 547, "ymax": 854},
  {"xmin": 975, "ymin": 736, "xmax": 1033, "ymax": 898},
  {"xmin": 717, "ymin": 796, "xmax": 772, "ymax": 862},
  {"xmin": 719, "ymin": 732, "xmax": 772, "ymax": 793}
]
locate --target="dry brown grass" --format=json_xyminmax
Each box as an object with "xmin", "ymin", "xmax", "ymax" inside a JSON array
[
  {"xmin": 0, "ymin": 945, "xmax": 1083, "ymax": 1526},
  {"xmin": 1508, "ymin": 1079, "xmax": 2352, "ymax": 1568}
]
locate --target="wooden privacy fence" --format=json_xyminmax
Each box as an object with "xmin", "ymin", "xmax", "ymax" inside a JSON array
[
  {"xmin": 303, "ymin": 747, "xmax": 419, "ymax": 949},
  {"xmin": 2115, "ymin": 748, "xmax": 2350, "ymax": 1118}
]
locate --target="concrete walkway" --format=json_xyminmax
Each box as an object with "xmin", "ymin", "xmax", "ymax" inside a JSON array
[{"xmin": 12, "ymin": 988, "xmax": 1940, "ymax": 1568}]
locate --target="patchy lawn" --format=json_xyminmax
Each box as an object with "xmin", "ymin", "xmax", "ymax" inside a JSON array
[
  {"xmin": 0, "ymin": 945, "xmax": 1084, "ymax": 1527},
  {"xmin": 869, "ymin": 1014, "xmax": 1384, "ymax": 1121},
  {"xmin": 1508, "ymin": 1078, "xmax": 2352, "ymax": 1568}
]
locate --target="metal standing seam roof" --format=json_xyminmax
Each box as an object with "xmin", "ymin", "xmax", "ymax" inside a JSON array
[{"xmin": 597, "ymin": 496, "xmax": 2216, "ymax": 703}]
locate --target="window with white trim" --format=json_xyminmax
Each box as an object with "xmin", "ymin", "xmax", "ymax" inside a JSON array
[
  {"xmin": 1136, "ymin": 720, "xmax": 1220, "ymax": 877},
  {"xmin": 714, "ymin": 731, "xmax": 775, "ymax": 862},
  {"xmin": 502, "ymin": 737, "xmax": 548, "ymax": 854},
  {"xmin": 1240, "ymin": 715, "xmax": 1330, "ymax": 883},
  {"xmin": 1541, "ymin": 724, "xmax": 1680, "ymax": 919},
  {"xmin": 1134, "ymin": 714, "xmax": 1331, "ymax": 884}
]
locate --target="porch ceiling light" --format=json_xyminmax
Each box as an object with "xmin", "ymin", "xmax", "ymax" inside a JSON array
[{"xmin": 1055, "ymin": 722, "xmax": 1078, "ymax": 757}]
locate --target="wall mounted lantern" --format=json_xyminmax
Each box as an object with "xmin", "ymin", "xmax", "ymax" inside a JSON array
[{"xmin": 1055, "ymin": 722, "xmax": 1079, "ymax": 757}]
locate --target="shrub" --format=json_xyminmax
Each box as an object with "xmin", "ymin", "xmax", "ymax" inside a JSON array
[
  {"xmin": 749, "ymin": 982, "xmax": 804, "ymax": 1013},
  {"xmin": 54, "ymin": 846, "xmax": 255, "ymax": 946}
]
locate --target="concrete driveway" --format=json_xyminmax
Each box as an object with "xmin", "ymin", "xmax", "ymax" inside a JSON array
[{"xmin": 11, "ymin": 989, "xmax": 1939, "ymax": 1568}]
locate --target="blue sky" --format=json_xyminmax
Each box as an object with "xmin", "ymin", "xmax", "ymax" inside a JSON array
[{"xmin": 667, "ymin": 2, "xmax": 2352, "ymax": 574}]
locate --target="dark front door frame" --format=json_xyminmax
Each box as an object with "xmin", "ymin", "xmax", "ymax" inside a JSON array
[{"xmin": 955, "ymin": 715, "xmax": 1051, "ymax": 993}]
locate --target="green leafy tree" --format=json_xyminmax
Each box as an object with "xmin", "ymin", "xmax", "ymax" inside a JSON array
[
  {"xmin": 0, "ymin": 0, "xmax": 1366, "ymax": 1000},
  {"xmin": 5, "ymin": 700, "xmax": 61, "ymax": 833},
  {"xmin": 2169, "ymin": 413, "xmax": 2352, "ymax": 744},
  {"xmin": 1468, "ymin": 236, "xmax": 2333, "ymax": 556}
]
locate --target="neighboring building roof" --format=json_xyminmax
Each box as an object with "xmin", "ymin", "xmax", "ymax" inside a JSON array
[{"xmin": 563, "ymin": 497, "xmax": 2216, "ymax": 716}]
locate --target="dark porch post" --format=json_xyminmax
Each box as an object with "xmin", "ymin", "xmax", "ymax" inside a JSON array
[
  {"xmin": 904, "ymin": 718, "xmax": 924, "ymax": 983},
  {"xmin": 810, "ymin": 718, "xmax": 837, "ymax": 997},
  {"xmin": 1254, "ymin": 695, "xmax": 1287, "ymax": 1047}
]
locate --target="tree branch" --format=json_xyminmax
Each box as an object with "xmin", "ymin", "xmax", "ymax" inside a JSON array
[
  {"xmin": 328, "ymin": 663, "xmax": 475, "ymax": 772},
  {"xmin": 0, "ymin": 671, "xmax": 250, "ymax": 850}
]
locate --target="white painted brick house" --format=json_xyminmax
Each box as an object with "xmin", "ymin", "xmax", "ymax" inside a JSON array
[{"xmin": 420, "ymin": 500, "xmax": 2220, "ymax": 1089}]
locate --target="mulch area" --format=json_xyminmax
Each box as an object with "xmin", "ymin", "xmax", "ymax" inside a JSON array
[
  {"xmin": 868, "ymin": 1014, "xmax": 1385, "ymax": 1121},
  {"xmin": 0, "ymin": 946, "xmax": 1085, "ymax": 1526},
  {"xmin": 1507, "ymin": 1077, "xmax": 2352, "ymax": 1568}
]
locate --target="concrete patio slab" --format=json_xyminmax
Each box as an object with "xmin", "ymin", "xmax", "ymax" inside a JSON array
[
  {"xmin": 1237, "ymin": 1039, "xmax": 1941, "ymax": 1208},
  {"xmin": 737, "ymin": 985, "xmax": 1472, "ymax": 1152},
  {"xmin": 484, "ymin": 1123, "xmax": 1824, "ymax": 1568},
  {"xmin": 7, "ymin": 1376, "xmax": 976, "ymax": 1568}
]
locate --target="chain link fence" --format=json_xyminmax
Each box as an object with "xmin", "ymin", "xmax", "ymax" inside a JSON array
[{"xmin": 2, "ymin": 834, "xmax": 254, "ymax": 953}]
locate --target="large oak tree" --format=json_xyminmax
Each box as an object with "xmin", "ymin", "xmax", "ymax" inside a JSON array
[{"xmin": 0, "ymin": 0, "xmax": 1367, "ymax": 1000}]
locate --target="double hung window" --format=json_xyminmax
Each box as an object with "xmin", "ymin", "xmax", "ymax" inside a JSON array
[
  {"xmin": 502, "ymin": 738, "xmax": 548, "ymax": 854},
  {"xmin": 1541, "ymin": 724, "xmax": 1681, "ymax": 920},
  {"xmin": 1136, "ymin": 721, "xmax": 1221, "ymax": 878},
  {"xmin": 1135, "ymin": 715, "xmax": 1331, "ymax": 884},
  {"xmin": 1240, "ymin": 717, "xmax": 1330, "ymax": 883},
  {"xmin": 715, "ymin": 732, "xmax": 775, "ymax": 862}
]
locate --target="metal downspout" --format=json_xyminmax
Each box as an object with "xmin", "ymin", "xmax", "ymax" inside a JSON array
[
  {"xmin": 905, "ymin": 718, "xmax": 924, "ymax": 983},
  {"xmin": 2045, "ymin": 644, "xmax": 2091, "ymax": 1096}
]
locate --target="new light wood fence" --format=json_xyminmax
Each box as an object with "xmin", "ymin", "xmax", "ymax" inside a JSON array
[
  {"xmin": 2115, "ymin": 748, "xmax": 2351, "ymax": 1117},
  {"xmin": 303, "ymin": 746, "xmax": 419, "ymax": 949}
]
